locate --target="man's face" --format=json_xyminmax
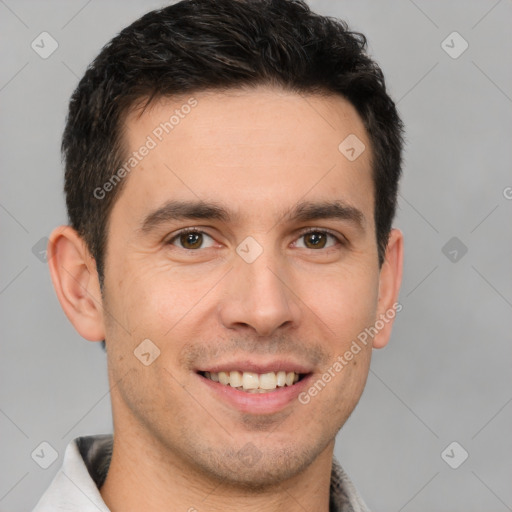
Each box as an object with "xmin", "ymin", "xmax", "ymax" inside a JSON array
[{"xmin": 102, "ymin": 86, "xmax": 385, "ymax": 486}]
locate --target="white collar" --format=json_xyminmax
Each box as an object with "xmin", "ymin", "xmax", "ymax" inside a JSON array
[{"xmin": 32, "ymin": 434, "xmax": 370, "ymax": 512}]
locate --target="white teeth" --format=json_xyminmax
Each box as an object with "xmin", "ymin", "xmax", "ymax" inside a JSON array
[
  {"xmin": 276, "ymin": 371, "xmax": 286, "ymax": 387},
  {"xmin": 204, "ymin": 370, "xmax": 302, "ymax": 391},
  {"xmin": 259, "ymin": 372, "xmax": 277, "ymax": 390},
  {"xmin": 229, "ymin": 370, "xmax": 243, "ymax": 388},
  {"xmin": 242, "ymin": 372, "xmax": 259, "ymax": 390}
]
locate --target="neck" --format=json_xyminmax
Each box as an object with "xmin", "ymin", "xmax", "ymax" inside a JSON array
[{"xmin": 100, "ymin": 430, "xmax": 334, "ymax": 512}]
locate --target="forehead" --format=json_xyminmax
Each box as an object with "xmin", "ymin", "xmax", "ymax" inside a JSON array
[{"xmin": 113, "ymin": 86, "xmax": 374, "ymax": 230}]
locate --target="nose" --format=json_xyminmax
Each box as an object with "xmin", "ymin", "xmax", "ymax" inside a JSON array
[{"xmin": 217, "ymin": 243, "xmax": 301, "ymax": 337}]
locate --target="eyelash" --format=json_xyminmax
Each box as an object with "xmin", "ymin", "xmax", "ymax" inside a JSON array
[{"xmin": 167, "ymin": 227, "xmax": 346, "ymax": 251}]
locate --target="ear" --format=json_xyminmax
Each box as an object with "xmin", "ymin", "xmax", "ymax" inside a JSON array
[
  {"xmin": 47, "ymin": 225, "xmax": 106, "ymax": 342},
  {"xmin": 372, "ymin": 228, "xmax": 404, "ymax": 349}
]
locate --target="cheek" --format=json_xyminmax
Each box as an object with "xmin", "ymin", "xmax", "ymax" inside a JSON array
[
  {"xmin": 106, "ymin": 258, "xmax": 186, "ymax": 334},
  {"xmin": 296, "ymin": 265, "xmax": 380, "ymax": 344},
  {"xmin": 137, "ymin": 271, "xmax": 212, "ymax": 337}
]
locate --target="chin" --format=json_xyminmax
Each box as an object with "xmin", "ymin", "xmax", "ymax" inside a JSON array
[{"xmin": 191, "ymin": 441, "xmax": 324, "ymax": 491}]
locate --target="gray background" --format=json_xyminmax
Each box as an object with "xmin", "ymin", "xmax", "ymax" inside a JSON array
[{"xmin": 1, "ymin": 0, "xmax": 511, "ymax": 510}]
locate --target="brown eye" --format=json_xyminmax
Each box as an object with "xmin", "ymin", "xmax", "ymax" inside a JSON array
[
  {"xmin": 180, "ymin": 232, "xmax": 203, "ymax": 249},
  {"xmin": 295, "ymin": 230, "xmax": 340, "ymax": 250},
  {"xmin": 304, "ymin": 232, "xmax": 327, "ymax": 249},
  {"xmin": 168, "ymin": 230, "xmax": 215, "ymax": 250}
]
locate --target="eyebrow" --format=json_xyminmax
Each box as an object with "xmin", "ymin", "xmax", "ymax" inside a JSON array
[{"xmin": 139, "ymin": 199, "xmax": 365, "ymax": 234}]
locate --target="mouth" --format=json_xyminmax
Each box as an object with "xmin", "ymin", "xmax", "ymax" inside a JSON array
[
  {"xmin": 198, "ymin": 370, "xmax": 308, "ymax": 393},
  {"xmin": 195, "ymin": 360, "xmax": 314, "ymax": 414}
]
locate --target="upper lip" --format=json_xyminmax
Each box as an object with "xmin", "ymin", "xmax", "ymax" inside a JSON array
[{"xmin": 196, "ymin": 359, "xmax": 314, "ymax": 375}]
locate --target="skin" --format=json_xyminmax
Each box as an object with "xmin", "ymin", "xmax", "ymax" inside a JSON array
[{"xmin": 48, "ymin": 85, "xmax": 403, "ymax": 512}]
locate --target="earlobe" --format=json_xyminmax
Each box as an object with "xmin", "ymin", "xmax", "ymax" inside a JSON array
[
  {"xmin": 372, "ymin": 228, "xmax": 404, "ymax": 349},
  {"xmin": 47, "ymin": 225, "xmax": 106, "ymax": 342}
]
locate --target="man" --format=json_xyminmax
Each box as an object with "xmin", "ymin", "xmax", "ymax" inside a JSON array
[{"xmin": 34, "ymin": 0, "xmax": 404, "ymax": 510}]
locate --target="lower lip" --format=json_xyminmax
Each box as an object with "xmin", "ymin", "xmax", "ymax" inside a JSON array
[{"xmin": 198, "ymin": 373, "xmax": 313, "ymax": 414}]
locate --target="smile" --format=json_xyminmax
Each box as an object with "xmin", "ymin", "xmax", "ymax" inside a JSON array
[{"xmin": 199, "ymin": 370, "xmax": 305, "ymax": 393}]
